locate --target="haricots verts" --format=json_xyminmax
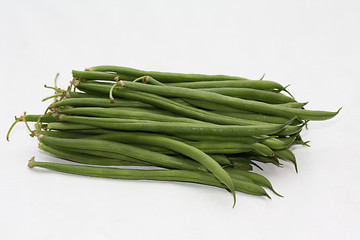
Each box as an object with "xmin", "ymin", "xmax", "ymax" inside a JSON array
[{"xmin": 7, "ymin": 65, "xmax": 339, "ymax": 207}]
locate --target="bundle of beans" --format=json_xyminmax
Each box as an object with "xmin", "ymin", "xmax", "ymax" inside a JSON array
[{"xmin": 8, "ymin": 66, "xmax": 340, "ymax": 206}]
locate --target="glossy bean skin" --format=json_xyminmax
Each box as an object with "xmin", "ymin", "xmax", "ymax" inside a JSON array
[
  {"xmin": 39, "ymin": 143, "xmax": 151, "ymax": 166},
  {"xmin": 72, "ymin": 70, "xmax": 135, "ymax": 81},
  {"xmin": 87, "ymin": 66, "xmax": 247, "ymax": 82},
  {"xmin": 29, "ymin": 159, "xmax": 269, "ymax": 198},
  {"xmin": 52, "ymin": 97, "xmax": 154, "ymax": 109},
  {"xmin": 199, "ymin": 88, "xmax": 295, "ymax": 103},
  {"xmin": 85, "ymin": 133, "xmax": 256, "ymax": 155},
  {"xmin": 119, "ymin": 81, "xmax": 340, "ymax": 121},
  {"xmin": 58, "ymin": 107, "xmax": 207, "ymax": 124},
  {"xmin": 59, "ymin": 115, "xmax": 289, "ymax": 137},
  {"xmin": 167, "ymin": 80, "xmax": 285, "ymax": 92}
]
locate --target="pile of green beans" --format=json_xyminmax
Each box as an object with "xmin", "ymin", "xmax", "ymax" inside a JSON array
[{"xmin": 8, "ymin": 65, "xmax": 340, "ymax": 207}]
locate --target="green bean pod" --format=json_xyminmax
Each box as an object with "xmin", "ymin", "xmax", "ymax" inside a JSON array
[
  {"xmin": 274, "ymin": 148, "xmax": 298, "ymax": 172},
  {"xmin": 119, "ymin": 81, "xmax": 340, "ymax": 120},
  {"xmin": 167, "ymin": 80, "xmax": 285, "ymax": 91},
  {"xmin": 200, "ymin": 88, "xmax": 296, "ymax": 103},
  {"xmin": 225, "ymin": 168, "xmax": 282, "ymax": 197},
  {"xmin": 39, "ymin": 143, "xmax": 151, "ymax": 166},
  {"xmin": 59, "ymin": 115, "xmax": 289, "ymax": 137},
  {"xmin": 58, "ymin": 107, "xmax": 207, "ymax": 124},
  {"xmin": 28, "ymin": 159, "xmax": 269, "ymax": 200},
  {"xmin": 39, "ymin": 136, "xmax": 206, "ymax": 172},
  {"xmin": 87, "ymin": 66, "xmax": 247, "ymax": 82},
  {"xmin": 52, "ymin": 97, "xmax": 154, "ymax": 109},
  {"xmin": 40, "ymin": 135, "xmax": 237, "ymax": 204}
]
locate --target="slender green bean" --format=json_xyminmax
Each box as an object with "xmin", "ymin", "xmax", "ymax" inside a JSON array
[
  {"xmin": 40, "ymin": 143, "xmax": 151, "ymax": 166},
  {"xmin": 52, "ymin": 97, "xmax": 154, "ymax": 109},
  {"xmin": 225, "ymin": 168, "xmax": 282, "ymax": 197},
  {"xmin": 87, "ymin": 66, "xmax": 247, "ymax": 82},
  {"xmin": 274, "ymin": 149, "xmax": 298, "ymax": 172},
  {"xmin": 76, "ymin": 82, "xmax": 280, "ymax": 126},
  {"xmin": 29, "ymin": 159, "xmax": 269, "ymax": 199},
  {"xmin": 118, "ymin": 81, "xmax": 340, "ymax": 120},
  {"xmin": 39, "ymin": 136, "xmax": 206, "ymax": 172},
  {"xmin": 167, "ymin": 80, "xmax": 285, "ymax": 91},
  {"xmin": 59, "ymin": 115, "xmax": 289, "ymax": 137},
  {"xmin": 58, "ymin": 107, "xmax": 207, "ymax": 124},
  {"xmin": 199, "ymin": 88, "xmax": 296, "ymax": 103},
  {"xmin": 72, "ymin": 70, "xmax": 135, "ymax": 81}
]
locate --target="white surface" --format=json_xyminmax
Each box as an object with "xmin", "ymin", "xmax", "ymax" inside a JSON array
[{"xmin": 1, "ymin": 0, "xmax": 359, "ymax": 239}]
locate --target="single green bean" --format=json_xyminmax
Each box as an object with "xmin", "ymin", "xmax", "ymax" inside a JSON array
[
  {"xmin": 87, "ymin": 66, "xmax": 247, "ymax": 82},
  {"xmin": 29, "ymin": 159, "xmax": 269, "ymax": 200},
  {"xmin": 59, "ymin": 115, "xmax": 289, "ymax": 137},
  {"xmin": 39, "ymin": 143, "xmax": 150, "ymax": 166},
  {"xmin": 274, "ymin": 149, "xmax": 298, "ymax": 173},
  {"xmin": 72, "ymin": 70, "xmax": 135, "ymax": 81},
  {"xmin": 52, "ymin": 97, "xmax": 154, "ymax": 108},
  {"xmin": 167, "ymin": 80, "xmax": 285, "ymax": 91},
  {"xmin": 58, "ymin": 107, "xmax": 207, "ymax": 124}
]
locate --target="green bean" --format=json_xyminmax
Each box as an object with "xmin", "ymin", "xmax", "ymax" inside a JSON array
[
  {"xmin": 28, "ymin": 159, "xmax": 269, "ymax": 199},
  {"xmin": 59, "ymin": 115, "xmax": 289, "ymax": 137},
  {"xmin": 277, "ymin": 135, "xmax": 298, "ymax": 147},
  {"xmin": 47, "ymin": 122, "xmax": 98, "ymax": 130},
  {"xmin": 231, "ymin": 161, "xmax": 253, "ymax": 170},
  {"xmin": 72, "ymin": 70, "xmax": 134, "ymax": 81},
  {"xmin": 52, "ymin": 97, "xmax": 154, "ymax": 109},
  {"xmin": 45, "ymin": 144, "xmax": 165, "ymax": 166},
  {"xmin": 67, "ymin": 91, "xmax": 106, "ymax": 99},
  {"xmin": 40, "ymin": 135, "xmax": 237, "ymax": 204},
  {"xmin": 134, "ymin": 75, "xmax": 164, "ymax": 86},
  {"xmin": 24, "ymin": 114, "xmax": 59, "ymax": 123},
  {"xmin": 200, "ymin": 88, "xmax": 295, "ymax": 103},
  {"xmin": 209, "ymin": 154, "xmax": 232, "ymax": 166},
  {"xmin": 213, "ymin": 111, "xmax": 302, "ymax": 125},
  {"xmin": 87, "ymin": 66, "xmax": 247, "ymax": 82},
  {"xmin": 274, "ymin": 149, "xmax": 298, "ymax": 172},
  {"xmin": 118, "ymin": 81, "xmax": 340, "ymax": 120},
  {"xmin": 225, "ymin": 169, "xmax": 282, "ymax": 197},
  {"xmin": 39, "ymin": 143, "xmax": 150, "ymax": 166},
  {"xmin": 38, "ymin": 130, "xmax": 91, "ymax": 138},
  {"xmin": 251, "ymin": 143, "xmax": 274, "ymax": 157},
  {"xmin": 167, "ymin": 80, "xmax": 285, "ymax": 91},
  {"xmin": 261, "ymin": 137, "xmax": 290, "ymax": 150},
  {"xmin": 76, "ymin": 82, "xmax": 279, "ymax": 126},
  {"xmin": 58, "ymin": 107, "xmax": 207, "ymax": 124},
  {"xmin": 276, "ymin": 102, "xmax": 308, "ymax": 108},
  {"xmin": 184, "ymin": 99, "xmax": 250, "ymax": 112},
  {"xmin": 76, "ymin": 82, "xmax": 302, "ymax": 137},
  {"xmin": 176, "ymin": 134, "xmax": 261, "ymax": 143},
  {"xmin": 85, "ymin": 132, "xmax": 256, "ymax": 155},
  {"xmin": 39, "ymin": 136, "xmax": 206, "ymax": 172}
]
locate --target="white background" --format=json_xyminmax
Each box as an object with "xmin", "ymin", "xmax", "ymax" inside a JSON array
[{"xmin": 1, "ymin": 0, "xmax": 359, "ymax": 239}]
